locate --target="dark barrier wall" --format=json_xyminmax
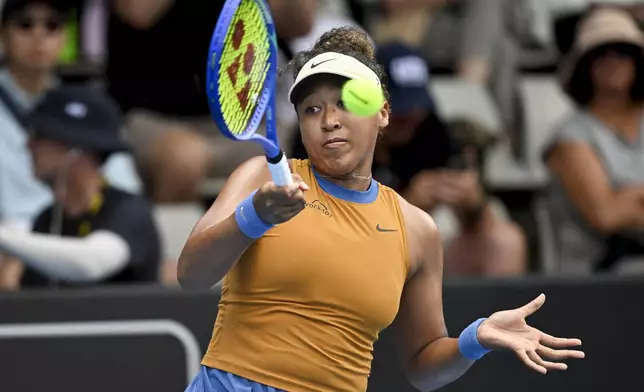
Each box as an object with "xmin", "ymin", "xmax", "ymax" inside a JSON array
[{"xmin": 0, "ymin": 276, "xmax": 640, "ymax": 392}]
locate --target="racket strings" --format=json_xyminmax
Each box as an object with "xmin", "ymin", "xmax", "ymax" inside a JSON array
[{"xmin": 217, "ymin": 0, "xmax": 272, "ymax": 136}]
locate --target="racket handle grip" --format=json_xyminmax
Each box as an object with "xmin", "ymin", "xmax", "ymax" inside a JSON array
[{"xmin": 267, "ymin": 151, "xmax": 293, "ymax": 186}]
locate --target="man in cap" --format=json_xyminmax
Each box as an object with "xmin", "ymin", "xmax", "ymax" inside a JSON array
[
  {"xmin": 0, "ymin": 0, "xmax": 70, "ymax": 229},
  {"xmin": 0, "ymin": 85, "xmax": 160, "ymax": 288},
  {"xmin": 373, "ymin": 42, "xmax": 526, "ymax": 276}
]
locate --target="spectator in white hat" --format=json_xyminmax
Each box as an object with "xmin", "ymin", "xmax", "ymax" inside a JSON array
[{"xmin": 543, "ymin": 8, "xmax": 644, "ymax": 275}]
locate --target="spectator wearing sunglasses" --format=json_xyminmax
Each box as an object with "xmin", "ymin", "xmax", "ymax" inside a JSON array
[
  {"xmin": 0, "ymin": 0, "xmax": 142, "ymax": 289},
  {"xmin": 543, "ymin": 8, "xmax": 644, "ymax": 275},
  {"xmin": 0, "ymin": 0, "xmax": 67, "ymax": 230},
  {"xmin": 4, "ymin": 0, "xmax": 67, "ymax": 26}
]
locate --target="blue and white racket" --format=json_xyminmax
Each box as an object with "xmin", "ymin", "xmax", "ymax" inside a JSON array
[{"xmin": 206, "ymin": 0, "xmax": 292, "ymax": 186}]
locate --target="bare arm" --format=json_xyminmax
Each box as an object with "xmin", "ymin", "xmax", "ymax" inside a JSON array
[
  {"xmin": 547, "ymin": 142, "xmax": 644, "ymax": 234},
  {"xmin": 113, "ymin": 0, "xmax": 175, "ymax": 29},
  {"xmin": 177, "ymin": 156, "xmax": 271, "ymax": 289},
  {"xmin": 395, "ymin": 198, "xmax": 474, "ymax": 391},
  {"xmin": 267, "ymin": 0, "xmax": 316, "ymax": 39},
  {"xmin": 0, "ymin": 228, "xmax": 129, "ymax": 282}
]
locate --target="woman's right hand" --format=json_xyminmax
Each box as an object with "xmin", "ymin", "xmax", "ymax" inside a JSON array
[{"xmin": 253, "ymin": 173, "xmax": 309, "ymax": 225}]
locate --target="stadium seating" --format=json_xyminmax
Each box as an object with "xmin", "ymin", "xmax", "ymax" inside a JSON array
[
  {"xmin": 533, "ymin": 196, "xmax": 559, "ymax": 274},
  {"xmin": 430, "ymin": 78, "xmax": 503, "ymax": 132},
  {"xmin": 521, "ymin": 77, "xmax": 574, "ymax": 274},
  {"xmin": 518, "ymin": 76, "xmax": 574, "ymax": 180},
  {"xmin": 430, "ymin": 78, "xmax": 537, "ymax": 190}
]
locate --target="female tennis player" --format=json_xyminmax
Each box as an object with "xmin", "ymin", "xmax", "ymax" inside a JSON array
[{"xmin": 178, "ymin": 27, "xmax": 584, "ymax": 392}]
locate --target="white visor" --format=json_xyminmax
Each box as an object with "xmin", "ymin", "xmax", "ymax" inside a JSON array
[{"xmin": 288, "ymin": 52, "xmax": 381, "ymax": 103}]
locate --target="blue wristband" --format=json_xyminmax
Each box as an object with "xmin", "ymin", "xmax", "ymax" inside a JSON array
[
  {"xmin": 458, "ymin": 318, "xmax": 492, "ymax": 360},
  {"xmin": 235, "ymin": 191, "xmax": 274, "ymax": 239}
]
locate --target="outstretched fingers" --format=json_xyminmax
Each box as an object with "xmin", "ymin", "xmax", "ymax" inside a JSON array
[
  {"xmin": 516, "ymin": 337, "xmax": 585, "ymax": 374},
  {"xmin": 516, "ymin": 349, "xmax": 570, "ymax": 374},
  {"xmin": 516, "ymin": 350, "xmax": 547, "ymax": 374},
  {"xmin": 528, "ymin": 350, "xmax": 568, "ymax": 371},
  {"xmin": 538, "ymin": 345, "xmax": 586, "ymax": 360},
  {"xmin": 540, "ymin": 332, "xmax": 582, "ymax": 348}
]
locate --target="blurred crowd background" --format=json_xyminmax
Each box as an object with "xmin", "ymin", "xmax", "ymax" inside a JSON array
[{"xmin": 1, "ymin": 0, "xmax": 644, "ymax": 291}]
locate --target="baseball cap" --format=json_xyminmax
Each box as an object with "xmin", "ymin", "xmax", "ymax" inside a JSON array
[
  {"xmin": 376, "ymin": 42, "xmax": 434, "ymax": 116},
  {"xmin": 30, "ymin": 85, "xmax": 126, "ymax": 155},
  {"xmin": 1, "ymin": 0, "xmax": 73, "ymax": 24},
  {"xmin": 288, "ymin": 52, "xmax": 382, "ymax": 104}
]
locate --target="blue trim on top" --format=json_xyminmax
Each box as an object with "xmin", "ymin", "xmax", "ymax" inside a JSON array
[{"xmin": 313, "ymin": 168, "xmax": 378, "ymax": 204}]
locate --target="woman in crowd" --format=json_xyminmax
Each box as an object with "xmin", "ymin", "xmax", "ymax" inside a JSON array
[{"xmin": 544, "ymin": 8, "xmax": 644, "ymax": 274}]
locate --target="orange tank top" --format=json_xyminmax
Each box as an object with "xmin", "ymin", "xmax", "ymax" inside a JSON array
[{"xmin": 202, "ymin": 159, "xmax": 409, "ymax": 392}]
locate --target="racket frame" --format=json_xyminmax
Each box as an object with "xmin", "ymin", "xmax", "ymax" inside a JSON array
[{"xmin": 207, "ymin": 0, "xmax": 292, "ymax": 186}]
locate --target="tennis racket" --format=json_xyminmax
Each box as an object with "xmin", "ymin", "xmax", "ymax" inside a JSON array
[{"xmin": 206, "ymin": 0, "xmax": 292, "ymax": 186}]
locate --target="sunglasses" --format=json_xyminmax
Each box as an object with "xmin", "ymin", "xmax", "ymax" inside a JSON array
[
  {"xmin": 10, "ymin": 15, "xmax": 63, "ymax": 32},
  {"xmin": 595, "ymin": 43, "xmax": 640, "ymax": 57}
]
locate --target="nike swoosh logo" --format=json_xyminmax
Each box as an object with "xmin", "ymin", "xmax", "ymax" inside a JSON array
[
  {"xmin": 376, "ymin": 224, "xmax": 397, "ymax": 233},
  {"xmin": 310, "ymin": 59, "xmax": 335, "ymax": 68}
]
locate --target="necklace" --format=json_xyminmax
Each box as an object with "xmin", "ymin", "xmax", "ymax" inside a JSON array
[
  {"xmin": 312, "ymin": 163, "xmax": 373, "ymax": 183},
  {"xmin": 316, "ymin": 172, "xmax": 372, "ymax": 182},
  {"xmin": 351, "ymin": 173, "xmax": 373, "ymax": 181}
]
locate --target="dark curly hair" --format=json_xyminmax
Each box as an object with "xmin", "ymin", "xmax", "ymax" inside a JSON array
[
  {"xmin": 281, "ymin": 26, "xmax": 390, "ymax": 113},
  {"xmin": 567, "ymin": 42, "xmax": 644, "ymax": 106}
]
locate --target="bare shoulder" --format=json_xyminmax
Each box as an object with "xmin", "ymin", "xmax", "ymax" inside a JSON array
[
  {"xmin": 395, "ymin": 194, "xmax": 441, "ymax": 277},
  {"xmin": 396, "ymin": 194, "xmax": 440, "ymax": 245}
]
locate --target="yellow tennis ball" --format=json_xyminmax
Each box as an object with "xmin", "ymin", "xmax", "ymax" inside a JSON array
[{"xmin": 342, "ymin": 78, "xmax": 384, "ymax": 117}]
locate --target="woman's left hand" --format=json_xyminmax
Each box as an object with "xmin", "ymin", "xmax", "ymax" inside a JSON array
[{"xmin": 477, "ymin": 294, "xmax": 585, "ymax": 374}]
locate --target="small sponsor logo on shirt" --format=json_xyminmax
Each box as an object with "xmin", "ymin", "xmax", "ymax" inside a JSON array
[{"xmin": 305, "ymin": 200, "xmax": 332, "ymax": 218}]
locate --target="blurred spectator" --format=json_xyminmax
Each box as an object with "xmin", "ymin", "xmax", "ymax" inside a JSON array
[
  {"xmin": 370, "ymin": 0, "xmax": 522, "ymax": 136},
  {"xmin": 0, "ymin": 0, "xmax": 141, "ymax": 229},
  {"xmin": 0, "ymin": 0, "xmax": 68, "ymax": 230},
  {"xmin": 291, "ymin": 43, "xmax": 526, "ymax": 276},
  {"xmin": 107, "ymin": 0, "xmax": 317, "ymax": 202},
  {"xmin": 0, "ymin": 85, "xmax": 160, "ymax": 289},
  {"xmin": 291, "ymin": 0, "xmax": 359, "ymax": 53},
  {"xmin": 375, "ymin": 43, "xmax": 526, "ymax": 276},
  {"xmin": 279, "ymin": 0, "xmax": 361, "ymax": 151},
  {"xmin": 543, "ymin": 8, "xmax": 644, "ymax": 275}
]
